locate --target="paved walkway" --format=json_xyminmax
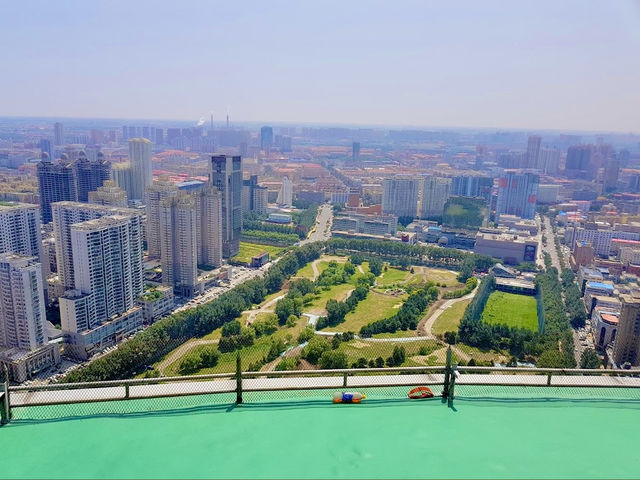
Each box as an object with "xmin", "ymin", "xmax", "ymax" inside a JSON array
[{"xmin": 418, "ymin": 290, "xmax": 477, "ymax": 339}]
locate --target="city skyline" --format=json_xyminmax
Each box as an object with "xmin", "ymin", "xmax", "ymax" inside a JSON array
[{"xmin": 1, "ymin": 1, "xmax": 640, "ymax": 133}]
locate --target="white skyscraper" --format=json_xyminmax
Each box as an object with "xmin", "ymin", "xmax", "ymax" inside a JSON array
[
  {"xmin": 60, "ymin": 215, "xmax": 144, "ymax": 359},
  {"xmin": 382, "ymin": 177, "xmax": 419, "ymax": 218},
  {"xmin": 0, "ymin": 202, "xmax": 43, "ymax": 263},
  {"xmin": 128, "ymin": 138, "xmax": 153, "ymax": 201},
  {"xmin": 0, "ymin": 255, "xmax": 46, "ymax": 351},
  {"xmin": 144, "ymin": 177, "xmax": 178, "ymax": 258},
  {"xmin": 160, "ymin": 194, "xmax": 199, "ymax": 297},
  {"xmin": 0, "ymin": 254, "xmax": 60, "ymax": 381},
  {"xmin": 51, "ymin": 202, "xmax": 143, "ymax": 290},
  {"xmin": 277, "ymin": 176, "xmax": 293, "ymax": 207},
  {"xmin": 421, "ymin": 176, "xmax": 451, "ymax": 219}
]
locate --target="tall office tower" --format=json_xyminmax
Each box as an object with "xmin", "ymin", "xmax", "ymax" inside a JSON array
[
  {"xmin": 195, "ymin": 186, "xmax": 223, "ymax": 268},
  {"xmin": 277, "ymin": 176, "xmax": 293, "ymax": 207},
  {"xmin": 0, "ymin": 255, "xmax": 46, "ymax": 351},
  {"xmin": 40, "ymin": 139, "xmax": 52, "ymax": 160},
  {"xmin": 142, "ymin": 126, "xmax": 150, "ymax": 139},
  {"xmin": 612, "ymin": 294, "xmax": 640, "ymax": 367},
  {"xmin": 421, "ymin": 176, "xmax": 451, "ymax": 219},
  {"xmin": 144, "ymin": 176, "xmax": 178, "ymax": 258},
  {"xmin": 51, "ymin": 202, "xmax": 143, "ymax": 290},
  {"xmin": 53, "ymin": 122, "xmax": 64, "ymax": 146},
  {"xmin": 0, "ymin": 202, "xmax": 43, "ymax": 262},
  {"xmin": 88, "ymin": 180, "xmax": 128, "ymax": 207},
  {"xmin": 74, "ymin": 151, "xmax": 111, "ymax": 202},
  {"xmin": 382, "ymin": 177, "xmax": 419, "ymax": 218},
  {"xmin": 526, "ymin": 135, "xmax": 542, "ymax": 169},
  {"xmin": 160, "ymin": 194, "xmax": 198, "ymax": 297},
  {"xmin": 37, "ymin": 153, "xmax": 77, "ymax": 223},
  {"xmin": 155, "ymin": 128, "xmax": 164, "ymax": 145},
  {"xmin": 352, "ymin": 142, "xmax": 361, "ymax": 161},
  {"xmin": 565, "ymin": 145, "xmax": 592, "ymax": 178},
  {"xmin": 122, "ymin": 126, "xmax": 128, "ymax": 141},
  {"xmin": 128, "ymin": 138, "xmax": 153, "ymax": 201},
  {"xmin": 495, "ymin": 171, "xmax": 539, "ymax": 220},
  {"xmin": 538, "ymin": 147, "xmax": 561, "ymax": 174},
  {"xmin": 209, "ymin": 155, "xmax": 242, "ymax": 258},
  {"xmin": 60, "ymin": 215, "xmax": 144, "ymax": 359},
  {"xmin": 260, "ymin": 126, "xmax": 273, "ymax": 151},
  {"xmin": 603, "ymin": 156, "xmax": 620, "ymax": 192},
  {"xmin": 450, "ymin": 175, "xmax": 493, "ymax": 200}
]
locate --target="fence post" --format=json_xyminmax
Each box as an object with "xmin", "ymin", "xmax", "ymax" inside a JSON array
[
  {"xmin": 124, "ymin": 384, "xmax": 130, "ymax": 399},
  {"xmin": 447, "ymin": 364, "xmax": 457, "ymax": 408},
  {"xmin": 1, "ymin": 365, "xmax": 10, "ymax": 425},
  {"xmin": 547, "ymin": 374, "xmax": 552, "ymax": 386},
  {"xmin": 343, "ymin": 373, "xmax": 348, "ymax": 388},
  {"xmin": 236, "ymin": 352, "xmax": 243, "ymax": 404},
  {"xmin": 442, "ymin": 346, "xmax": 452, "ymax": 398}
]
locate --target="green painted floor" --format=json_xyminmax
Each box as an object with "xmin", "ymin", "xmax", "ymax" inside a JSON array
[{"xmin": 2, "ymin": 388, "xmax": 640, "ymax": 479}]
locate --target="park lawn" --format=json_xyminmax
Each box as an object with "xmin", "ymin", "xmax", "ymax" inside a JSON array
[
  {"xmin": 294, "ymin": 256, "xmax": 348, "ymax": 280},
  {"xmin": 323, "ymin": 291, "xmax": 407, "ymax": 334},
  {"xmin": 305, "ymin": 283, "xmax": 354, "ymax": 315},
  {"xmin": 376, "ymin": 267, "xmax": 410, "ymax": 287},
  {"xmin": 456, "ymin": 343, "xmax": 509, "ymax": 364},
  {"xmin": 232, "ymin": 242, "xmax": 285, "ymax": 264},
  {"xmin": 166, "ymin": 317, "xmax": 309, "ymax": 375},
  {"xmin": 371, "ymin": 330, "xmax": 419, "ymax": 339},
  {"xmin": 482, "ymin": 291, "xmax": 539, "ymax": 332},
  {"xmin": 295, "ymin": 262, "xmax": 316, "ymax": 279},
  {"xmin": 407, "ymin": 267, "xmax": 461, "ymax": 288},
  {"xmin": 336, "ymin": 339, "xmax": 440, "ymax": 366},
  {"xmin": 432, "ymin": 298, "xmax": 472, "ymax": 336}
]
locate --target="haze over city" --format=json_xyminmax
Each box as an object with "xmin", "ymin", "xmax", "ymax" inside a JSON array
[{"xmin": 2, "ymin": 0, "xmax": 640, "ymax": 131}]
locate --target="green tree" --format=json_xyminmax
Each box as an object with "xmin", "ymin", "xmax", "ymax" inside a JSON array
[
  {"xmin": 580, "ymin": 348, "xmax": 601, "ymax": 369},
  {"xmin": 318, "ymin": 350, "xmax": 348, "ymax": 369},
  {"xmin": 297, "ymin": 326, "xmax": 314, "ymax": 344},
  {"xmin": 179, "ymin": 354, "xmax": 202, "ymax": 374},
  {"xmin": 369, "ymin": 258, "xmax": 383, "ymax": 276},
  {"xmin": 221, "ymin": 320, "xmax": 241, "ymax": 337},
  {"xmin": 375, "ymin": 356, "xmax": 385, "ymax": 368},
  {"xmin": 199, "ymin": 346, "xmax": 220, "ymax": 368},
  {"xmin": 301, "ymin": 336, "xmax": 330, "ymax": 364}
]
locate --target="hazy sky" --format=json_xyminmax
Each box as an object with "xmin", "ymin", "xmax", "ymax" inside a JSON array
[{"xmin": 2, "ymin": 1, "xmax": 640, "ymax": 132}]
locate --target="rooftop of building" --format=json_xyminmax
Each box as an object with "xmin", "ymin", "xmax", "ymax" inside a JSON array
[
  {"xmin": 585, "ymin": 281, "xmax": 615, "ymax": 290},
  {"xmin": 0, "ymin": 200, "xmax": 38, "ymax": 211}
]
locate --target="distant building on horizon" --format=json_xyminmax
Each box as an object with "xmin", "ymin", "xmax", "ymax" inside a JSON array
[
  {"xmin": 53, "ymin": 122, "xmax": 64, "ymax": 146},
  {"xmin": 74, "ymin": 151, "xmax": 111, "ymax": 202},
  {"xmin": 260, "ymin": 126, "xmax": 273, "ymax": 151},
  {"xmin": 526, "ymin": 135, "xmax": 541, "ymax": 169},
  {"xmin": 421, "ymin": 176, "xmax": 451, "ymax": 219},
  {"xmin": 37, "ymin": 153, "xmax": 77, "ymax": 224},
  {"xmin": 277, "ymin": 176, "xmax": 293, "ymax": 207},
  {"xmin": 145, "ymin": 177, "xmax": 179, "ymax": 259}
]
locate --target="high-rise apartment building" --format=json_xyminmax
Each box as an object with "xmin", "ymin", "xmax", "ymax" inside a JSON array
[
  {"xmin": 40, "ymin": 139, "xmax": 52, "ymax": 160},
  {"xmin": 382, "ymin": 177, "xmax": 419, "ymax": 219},
  {"xmin": 565, "ymin": 145, "xmax": 592, "ymax": 178},
  {"xmin": 53, "ymin": 122, "xmax": 64, "ymax": 146},
  {"xmin": 421, "ymin": 176, "xmax": 451, "ymax": 219},
  {"xmin": 603, "ymin": 156, "xmax": 620, "ymax": 192},
  {"xmin": 277, "ymin": 176, "xmax": 293, "ymax": 207},
  {"xmin": 37, "ymin": 154, "xmax": 77, "ymax": 223},
  {"xmin": 209, "ymin": 155, "xmax": 242, "ymax": 258},
  {"xmin": 612, "ymin": 294, "xmax": 640, "ymax": 367},
  {"xmin": 0, "ymin": 202, "xmax": 43, "ymax": 262},
  {"xmin": 51, "ymin": 202, "xmax": 143, "ymax": 290},
  {"xmin": 495, "ymin": 171, "xmax": 539, "ymax": 220},
  {"xmin": 144, "ymin": 177, "xmax": 178, "ymax": 258},
  {"xmin": 538, "ymin": 148, "xmax": 561, "ymax": 174},
  {"xmin": 88, "ymin": 180, "xmax": 128, "ymax": 207},
  {"xmin": 160, "ymin": 194, "xmax": 198, "ymax": 297},
  {"xmin": 450, "ymin": 175, "xmax": 493, "ymax": 200},
  {"xmin": 0, "ymin": 255, "xmax": 46, "ymax": 351},
  {"xmin": 352, "ymin": 142, "xmax": 361, "ymax": 161},
  {"xmin": 128, "ymin": 138, "xmax": 153, "ymax": 201},
  {"xmin": 242, "ymin": 175, "xmax": 268, "ymax": 215},
  {"xmin": 60, "ymin": 215, "xmax": 144, "ymax": 359},
  {"xmin": 74, "ymin": 151, "xmax": 111, "ymax": 202},
  {"xmin": 195, "ymin": 186, "xmax": 223, "ymax": 268},
  {"xmin": 0, "ymin": 254, "xmax": 60, "ymax": 381},
  {"xmin": 260, "ymin": 126, "xmax": 273, "ymax": 151},
  {"xmin": 526, "ymin": 135, "xmax": 541, "ymax": 169}
]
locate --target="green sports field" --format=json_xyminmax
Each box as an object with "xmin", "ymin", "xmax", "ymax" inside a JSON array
[{"xmin": 482, "ymin": 291, "xmax": 539, "ymax": 332}]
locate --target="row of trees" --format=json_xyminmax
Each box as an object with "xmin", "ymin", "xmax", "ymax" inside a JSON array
[
  {"xmin": 316, "ymin": 280, "xmax": 372, "ymax": 330},
  {"xmin": 360, "ymin": 284, "xmax": 439, "ymax": 336},
  {"xmin": 179, "ymin": 345, "xmax": 220, "ymax": 374},
  {"xmin": 242, "ymin": 219, "xmax": 303, "ymax": 239},
  {"xmin": 561, "ymin": 268, "xmax": 587, "ymax": 328},
  {"xmin": 62, "ymin": 243, "xmax": 323, "ymax": 382},
  {"xmin": 241, "ymin": 229, "xmax": 300, "ymax": 246}
]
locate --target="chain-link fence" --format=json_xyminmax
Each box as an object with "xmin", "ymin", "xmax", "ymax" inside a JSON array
[{"xmin": 3, "ymin": 354, "xmax": 640, "ymax": 424}]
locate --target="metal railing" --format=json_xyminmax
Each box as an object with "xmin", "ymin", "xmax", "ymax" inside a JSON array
[{"xmin": 3, "ymin": 350, "xmax": 640, "ymax": 425}]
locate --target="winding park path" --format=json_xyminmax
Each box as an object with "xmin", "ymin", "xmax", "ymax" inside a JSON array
[
  {"xmin": 246, "ymin": 295, "xmax": 285, "ymax": 325},
  {"xmin": 418, "ymin": 290, "xmax": 477, "ymax": 339}
]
